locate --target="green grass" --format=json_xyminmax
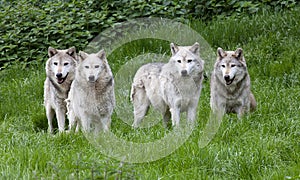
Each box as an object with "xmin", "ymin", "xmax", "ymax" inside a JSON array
[{"xmin": 1, "ymin": 8, "xmax": 300, "ymax": 179}]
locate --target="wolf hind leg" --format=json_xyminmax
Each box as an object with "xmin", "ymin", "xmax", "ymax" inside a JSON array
[
  {"xmin": 132, "ymin": 102, "xmax": 150, "ymax": 128},
  {"xmin": 236, "ymin": 104, "xmax": 249, "ymax": 119},
  {"xmin": 131, "ymin": 86, "xmax": 150, "ymax": 128}
]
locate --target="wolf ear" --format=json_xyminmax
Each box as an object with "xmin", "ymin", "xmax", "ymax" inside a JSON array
[
  {"xmin": 48, "ymin": 47, "xmax": 58, "ymax": 58},
  {"xmin": 189, "ymin": 42, "xmax": 200, "ymax": 56},
  {"xmin": 79, "ymin": 51, "xmax": 88, "ymax": 62},
  {"xmin": 170, "ymin": 43, "xmax": 179, "ymax": 56},
  {"xmin": 97, "ymin": 49, "xmax": 106, "ymax": 60},
  {"xmin": 217, "ymin": 47, "xmax": 227, "ymax": 59},
  {"xmin": 234, "ymin": 48, "xmax": 243, "ymax": 60},
  {"xmin": 66, "ymin": 47, "xmax": 77, "ymax": 59}
]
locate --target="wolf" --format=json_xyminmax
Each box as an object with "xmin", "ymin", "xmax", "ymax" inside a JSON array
[
  {"xmin": 44, "ymin": 46, "xmax": 77, "ymax": 133},
  {"xmin": 66, "ymin": 49, "xmax": 115, "ymax": 133},
  {"xmin": 210, "ymin": 47, "xmax": 257, "ymax": 118},
  {"xmin": 130, "ymin": 42, "xmax": 204, "ymax": 127}
]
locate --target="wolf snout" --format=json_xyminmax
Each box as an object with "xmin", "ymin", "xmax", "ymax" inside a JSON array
[
  {"xmin": 88, "ymin": 75, "xmax": 95, "ymax": 82},
  {"xmin": 181, "ymin": 70, "xmax": 188, "ymax": 76},
  {"xmin": 224, "ymin": 75, "xmax": 235, "ymax": 85},
  {"xmin": 224, "ymin": 75, "xmax": 230, "ymax": 81},
  {"xmin": 56, "ymin": 73, "xmax": 63, "ymax": 78}
]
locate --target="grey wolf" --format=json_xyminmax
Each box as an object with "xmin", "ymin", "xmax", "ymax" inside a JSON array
[
  {"xmin": 44, "ymin": 46, "xmax": 77, "ymax": 133},
  {"xmin": 210, "ymin": 47, "xmax": 257, "ymax": 118},
  {"xmin": 67, "ymin": 50, "xmax": 115, "ymax": 133},
  {"xmin": 130, "ymin": 42, "xmax": 204, "ymax": 127}
]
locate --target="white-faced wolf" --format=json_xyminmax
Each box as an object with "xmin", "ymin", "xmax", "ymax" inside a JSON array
[
  {"xmin": 131, "ymin": 42, "xmax": 205, "ymax": 127},
  {"xmin": 67, "ymin": 50, "xmax": 115, "ymax": 133}
]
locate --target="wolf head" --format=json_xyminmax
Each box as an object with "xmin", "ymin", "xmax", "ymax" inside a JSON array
[
  {"xmin": 47, "ymin": 47, "xmax": 77, "ymax": 84},
  {"xmin": 77, "ymin": 50, "xmax": 109, "ymax": 83},
  {"xmin": 215, "ymin": 47, "xmax": 247, "ymax": 86},
  {"xmin": 170, "ymin": 42, "xmax": 203, "ymax": 77}
]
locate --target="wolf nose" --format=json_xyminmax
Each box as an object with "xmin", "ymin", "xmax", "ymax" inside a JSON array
[
  {"xmin": 181, "ymin": 70, "xmax": 187, "ymax": 76},
  {"xmin": 224, "ymin": 75, "xmax": 230, "ymax": 81},
  {"xmin": 89, "ymin": 76, "xmax": 95, "ymax": 82},
  {"xmin": 56, "ymin": 73, "xmax": 63, "ymax": 78}
]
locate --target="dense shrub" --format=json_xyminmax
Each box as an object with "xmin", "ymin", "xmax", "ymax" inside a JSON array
[
  {"xmin": 0, "ymin": 0, "xmax": 298, "ymax": 69},
  {"xmin": 0, "ymin": 0, "xmax": 104, "ymax": 68}
]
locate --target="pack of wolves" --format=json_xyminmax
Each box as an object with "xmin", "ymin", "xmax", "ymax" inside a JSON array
[{"xmin": 44, "ymin": 43, "xmax": 256, "ymax": 134}]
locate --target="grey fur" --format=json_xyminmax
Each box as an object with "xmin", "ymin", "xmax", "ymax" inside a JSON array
[
  {"xmin": 131, "ymin": 42, "xmax": 204, "ymax": 127},
  {"xmin": 44, "ymin": 46, "xmax": 77, "ymax": 133},
  {"xmin": 210, "ymin": 47, "xmax": 257, "ymax": 118}
]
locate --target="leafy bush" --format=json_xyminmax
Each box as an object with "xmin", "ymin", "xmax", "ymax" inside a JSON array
[
  {"xmin": 193, "ymin": 0, "xmax": 298, "ymax": 19},
  {"xmin": 0, "ymin": 0, "xmax": 298, "ymax": 69},
  {"xmin": 0, "ymin": 0, "xmax": 104, "ymax": 68}
]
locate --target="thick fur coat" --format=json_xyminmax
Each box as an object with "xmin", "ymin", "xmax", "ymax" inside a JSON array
[
  {"xmin": 44, "ymin": 46, "xmax": 77, "ymax": 133},
  {"xmin": 67, "ymin": 50, "xmax": 115, "ymax": 133},
  {"xmin": 131, "ymin": 42, "xmax": 204, "ymax": 127},
  {"xmin": 210, "ymin": 47, "xmax": 256, "ymax": 118}
]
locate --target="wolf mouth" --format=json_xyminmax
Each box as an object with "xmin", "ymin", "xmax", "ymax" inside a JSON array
[
  {"xmin": 57, "ymin": 73, "xmax": 68, "ymax": 84},
  {"xmin": 225, "ymin": 76, "xmax": 235, "ymax": 85}
]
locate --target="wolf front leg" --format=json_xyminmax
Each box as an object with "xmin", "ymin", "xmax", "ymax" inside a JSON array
[
  {"xmin": 67, "ymin": 108, "xmax": 78, "ymax": 132},
  {"xmin": 81, "ymin": 119, "xmax": 91, "ymax": 133},
  {"xmin": 170, "ymin": 107, "xmax": 181, "ymax": 127},
  {"xmin": 100, "ymin": 115, "xmax": 111, "ymax": 132},
  {"xmin": 55, "ymin": 108, "xmax": 66, "ymax": 132},
  {"xmin": 46, "ymin": 105, "xmax": 55, "ymax": 133},
  {"xmin": 162, "ymin": 108, "xmax": 171, "ymax": 127},
  {"xmin": 187, "ymin": 105, "xmax": 197, "ymax": 124}
]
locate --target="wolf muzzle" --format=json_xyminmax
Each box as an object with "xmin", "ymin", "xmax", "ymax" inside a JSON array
[
  {"xmin": 56, "ymin": 73, "xmax": 68, "ymax": 84},
  {"xmin": 181, "ymin": 70, "xmax": 188, "ymax": 76},
  {"xmin": 88, "ymin": 75, "xmax": 96, "ymax": 82},
  {"xmin": 224, "ymin": 75, "xmax": 235, "ymax": 85}
]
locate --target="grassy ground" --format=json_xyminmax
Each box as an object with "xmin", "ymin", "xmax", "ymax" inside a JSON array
[{"xmin": 0, "ymin": 8, "xmax": 300, "ymax": 179}]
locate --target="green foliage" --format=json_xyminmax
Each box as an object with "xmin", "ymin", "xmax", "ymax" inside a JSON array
[
  {"xmin": 0, "ymin": 0, "xmax": 299, "ymax": 69},
  {"xmin": 194, "ymin": 0, "xmax": 298, "ymax": 19},
  {"xmin": 0, "ymin": 0, "xmax": 108, "ymax": 69}
]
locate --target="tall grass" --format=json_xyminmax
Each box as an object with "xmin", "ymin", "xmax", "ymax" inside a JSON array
[{"xmin": 0, "ymin": 8, "xmax": 299, "ymax": 179}]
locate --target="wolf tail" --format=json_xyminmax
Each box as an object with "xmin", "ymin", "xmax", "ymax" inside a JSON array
[{"xmin": 250, "ymin": 92, "xmax": 257, "ymax": 112}]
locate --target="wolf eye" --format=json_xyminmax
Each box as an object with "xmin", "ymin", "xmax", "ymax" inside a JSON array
[
  {"xmin": 64, "ymin": 62, "xmax": 69, "ymax": 66},
  {"xmin": 85, "ymin": 66, "xmax": 89, "ymax": 69},
  {"xmin": 187, "ymin": 59, "xmax": 193, "ymax": 63},
  {"xmin": 53, "ymin": 62, "xmax": 58, "ymax": 66},
  {"xmin": 221, "ymin": 65, "xmax": 225, "ymax": 68},
  {"xmin": 231, "ymin": 64, "xmax": 236, "ymax": 67},
  {"xmin": 177, "ymin": 60, "xmax": 181, "ymax": 63},
  {"xmin": 95, "ymin": 65, "xmax": 100, "ymax": 68}
]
